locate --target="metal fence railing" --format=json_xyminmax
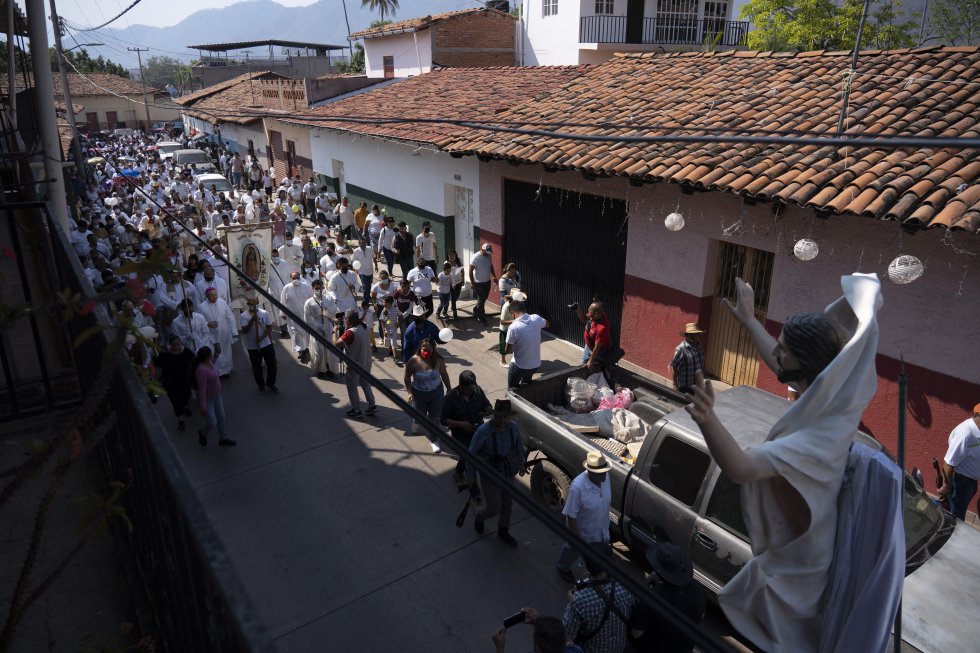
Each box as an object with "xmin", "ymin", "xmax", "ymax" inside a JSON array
[
  {"xmin": 41, "ymin": 203, "xmax": 277, "ymax": 653},
  {"xmin": 580, "ymin": 14, "xmax": 749, "ymax": 47}
]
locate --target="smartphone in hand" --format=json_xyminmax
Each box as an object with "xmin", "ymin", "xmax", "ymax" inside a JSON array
[{"xmin": 503, "ymin": 610, "xmax": 526, "ymax": 629}]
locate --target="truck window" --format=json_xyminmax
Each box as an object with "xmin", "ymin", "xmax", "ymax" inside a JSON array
[
  {"xmin": 706, "ymin": 475, "xmax": 748, "ymax": 538},
  {"xmin": 648, "ymin": 436, "xmax": 710, "ymax": 506}
]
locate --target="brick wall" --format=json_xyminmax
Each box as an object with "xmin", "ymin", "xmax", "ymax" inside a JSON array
[{"xmin": 431, "ymin": 11, "xmax": 516, "ymax": 68}]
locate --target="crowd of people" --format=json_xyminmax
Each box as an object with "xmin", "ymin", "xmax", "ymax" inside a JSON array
[{"xmin": 67, "ymin": 131, "xmax": 716, "ymax": 653}]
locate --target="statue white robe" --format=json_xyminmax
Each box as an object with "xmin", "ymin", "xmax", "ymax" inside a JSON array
[
  {"xmin": 304, "ymin": 294, "xmax": 340, "ymax": 374},
  {"xmin": 721, "ymin": 274, "xmax": 884, "ymax": 653},
  {"xmin": 280, "ymin": 279, "xmax": 312, "ymax": 352},
  {"xmin": 197, "ymin": 297, "xmax": 237, "ymax": 375}
]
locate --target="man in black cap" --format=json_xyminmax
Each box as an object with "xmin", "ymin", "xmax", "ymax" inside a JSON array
[
  {"xmin": 466, "ymin": 399, "xmax": 525, "ymax": 548},
  {"xmin": 629, "ymin": 543, "xmax": 706, "ymax": 652},
  {"xmin": 441, "ymin": 370, "xmax": 493, "ymax": 487}
]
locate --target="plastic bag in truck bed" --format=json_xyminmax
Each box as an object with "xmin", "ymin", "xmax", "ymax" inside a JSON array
[
  {"xmin": 592, "ymin": 407, "xmax": 650, "ymax": 443},
  {"xmin": 566, "ymin": 377, "xmax": 598, "ymax": 413}
]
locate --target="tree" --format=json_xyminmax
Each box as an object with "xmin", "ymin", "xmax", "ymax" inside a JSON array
[
  {"xmin": 930, "ymin": 0, "xmax": 980, "ymax": 45},
  {"xmin": 361, "ymin": 0, "xmax": 399, "ymax": 23},
  {"xmin": 336, "ymin": 43, "xmax": 365, "ymax": 74},
  {"xmin": 140, "ymin": 55, "xmax": 186, "ymax": 91},
  {"xmin": 739, "ymin": 0, "xmax": 918, "ymax": 52},
  {"xmin": 52, "ymin": 47, "xmax": 130, "ymax": 78}
]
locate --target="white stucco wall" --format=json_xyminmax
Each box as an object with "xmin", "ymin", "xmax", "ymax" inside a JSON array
[
  {"xmin": 522, "ymin": 0, "xmax": 584, "ymax": 65},
  {"xmin": 478, "ymin": 160, "xmax": 980, "ymax": 385},
  {"xmin": 218, "ymin": 123, "xmax": 269, "ymax": 162},
  {"xmin": 363, "ymin": 30, "xmax": 433, "ymax": 79}
]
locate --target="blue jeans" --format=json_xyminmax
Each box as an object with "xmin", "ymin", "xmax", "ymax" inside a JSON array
[
  {"xmin": 450, "ymin": 283, "xmax": 462, "ymax": 316},
  {"xmin": 201, "ymin": 394, "xmax": 228, "ymax": 440},
  {"xmin": 381, "ymin": 248, "xmax": 395, "ymax": 276},
  {"xmin": 232, "ymin": 172, "xmax": 242, "ymax": 187},
  {"xmin": 437, "ymin": 292, "xmax": 450, "ymax": 316},
  {"xmin": 581, "ymin": 345, "xmax": 592, "ymax": 364},
  {"xmin": 412, "ymin": 385, "xmax": 445, "ymax": 443},
  {"xmin": 359, "ymin": 274, "xmax": 373, "ymax": 303},
  {"xmin": 950, "ymin": 472, "xmax": 978, "ymax": 520},
  {"xmin": 507, "ymin": 364, "xmax": 537, "ymax": 389}
]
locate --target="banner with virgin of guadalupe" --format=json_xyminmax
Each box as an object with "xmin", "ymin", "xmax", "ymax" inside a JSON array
[{"xmin": 221, "ymin": 224, "xmax": 272, "ymax": 303}]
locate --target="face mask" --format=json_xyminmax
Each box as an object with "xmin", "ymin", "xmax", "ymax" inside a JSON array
[
  {"xmin": 420, "ymin": 350, "xmax": 433, "ymax": 360},
  {"xmin": 292, "ymin": 279, "xmax": 300, "ymax": 286},
  {"xmin": 273, "ymin": 257, "xmax": 280, "ymax": 264},
  {"xmin": 777, "ymin": 367, "xmax": 808, "ymax": 385}
]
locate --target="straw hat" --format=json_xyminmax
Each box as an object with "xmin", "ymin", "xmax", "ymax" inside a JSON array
[
  {"xmin": 681, "ymin": 323, "xmax": 704, "ymax": 335},
  {"xmin": 583, "ymin": 451, "xmax": 611, "ymax": 474}
]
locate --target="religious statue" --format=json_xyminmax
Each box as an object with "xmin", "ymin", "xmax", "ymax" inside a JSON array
[{"xmin": 685, "ymin": 273, "xmax": 904, "ymax": 653}]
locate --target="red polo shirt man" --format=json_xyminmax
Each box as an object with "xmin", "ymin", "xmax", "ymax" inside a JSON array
[{"xmin": 575, "ymin": 301, "xmax": 610, "ymax": 371}]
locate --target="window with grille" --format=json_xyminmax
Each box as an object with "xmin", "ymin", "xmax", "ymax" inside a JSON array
[
  {"xmin": 543, "ymin": 0, "xmax": 559, "ymax": 17},
  {"xmin": 595, "ymin": 0, "xmax": 615, "ymax": 14}
]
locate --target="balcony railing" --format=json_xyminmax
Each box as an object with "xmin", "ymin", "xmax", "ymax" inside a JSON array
[{"xmin": 580, "ymin": 15, "xmax": 749, "ymax": 47}]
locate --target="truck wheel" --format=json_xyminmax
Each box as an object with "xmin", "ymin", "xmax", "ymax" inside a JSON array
[{"xmin": 531, "ymin": 461, "xmax": 572, "ymax": 512}]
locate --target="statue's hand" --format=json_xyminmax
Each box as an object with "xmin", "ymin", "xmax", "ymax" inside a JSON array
[
  {"xmin": 722, "ymin": 277, "xmax": 756, "ymax": 326},
  {"xmin": 684, "ymin": 371, "xmax": 716, "ymax": 427}
]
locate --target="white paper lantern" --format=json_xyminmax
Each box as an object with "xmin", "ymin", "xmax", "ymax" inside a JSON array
[
  {"xmin": 887, "ymin": 255, "xmax": 924, "ymax": 284},
  {"xmin": 664, "ymin": 212, "xmax": 685, "ymax": 232},
  {"xmin": 352, "ymin": 260, "xmax": 362, "ymax": 271},
  {"xmin": 793, "ymin": 238, "xmax": 819, "ymax": 261},
  {"xmin": 438, "ymin": 328, "xmax": 454, "ymax": 343},
  {"xmin": 104, "ymin": 197, "xmax": 119, "ymax": 207}
]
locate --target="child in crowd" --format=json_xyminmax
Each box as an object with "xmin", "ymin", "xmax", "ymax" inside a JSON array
[
  {"xmin": 436, "ymin": 262, "xmax": 453, "ymax": 320},
  {"xmin": 381, "ymin": 295, "xmax": 400, "ymax": 363}
]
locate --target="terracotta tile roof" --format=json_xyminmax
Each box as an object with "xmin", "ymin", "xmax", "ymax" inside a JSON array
[
  {"xmin": 442, "ymin": 46, "xmax": 980, "ymax": 233},
  {"xmin": 348, "ymin": 7, "xmax": 515, "ymax": 40},
  {"xmin": 0, "ymin": 72, "xmax": 158, "ymax": 98},
  {"xmin": 56, "ymin": 118, "xmax": 74, "ymax": 159},
  {"xmin": 286, "ymin": 65, "xmax": 586, "ymax": 145},
  {"xmin": 176, "ymin": 71, "xmax": 289, "ymax": 125}
]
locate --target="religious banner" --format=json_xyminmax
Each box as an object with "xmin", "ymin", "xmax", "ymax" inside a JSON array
[{"xmin": 221, "ymin": 224, "xmax": 273, "ymax": 303}]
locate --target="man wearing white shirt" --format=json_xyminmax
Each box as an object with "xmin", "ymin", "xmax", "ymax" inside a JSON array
[
  {"xmin": 302, "ymin": 177, "xmax": 317, "ymax": 219},
  {"xmin": 304, "ymin": 278, "xmax": 341, "ymax": 379},
  {"xmin": 504, "ymin": 299, "xmax": 548, "ymax": 388},
  {"xmin": 315, "ymin": 189, "xmax": 332, "ymax": 225},
  {"xmin": 171, "ymin": 299, "xmax": 211, "ymax": 353},
  {"xmin": 318, "ymin": 242, "xmax": 339, "ymax": 278},
  {"xmin": 194, "ymin": 264, "xmax": 229, "ymax": 303},
  {"xmin": 280, "ymin": 271, "xmax": 313, "ymax": 360},
  {"xmin": 415, "ymin": 222, "xmax": 438, "ymax": 270},
  {"xmin": 327, "ymin": 257, "xmax": 360, "ymax": 313},
  {"xmin": 377, "ymin": 216, "xmax": 397, "ymax": 277},
  {"xmin": 334, "ymin": 196, "xmax": 354, "ymax": 239},
  {"xmin": 351, "ymin": 241, "xmax": 375, "ymax": 303},
  {"xmin": 363, "ymin": 205, "xmax": 384, "ymax": 254},
  {"xmin": 406, "ymin": 258, "xmax": 436, "ymax": 316},
  {"xmin": 278, "ymin": 238, "xmax": 303, "ymax": 280},
  {"xmin": 939, "ymin": 405, "xmax": 980, "ymax": 520}
]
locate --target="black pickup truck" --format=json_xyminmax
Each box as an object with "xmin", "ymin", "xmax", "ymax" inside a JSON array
[{"xmin": 507, "ymin": 365, "xmax": 973, "ymax": 651}]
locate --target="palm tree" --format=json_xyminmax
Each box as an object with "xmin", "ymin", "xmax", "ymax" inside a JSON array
[{"xmin": 361, "ymin": 0, "xmax": 399, "ymax": 23}]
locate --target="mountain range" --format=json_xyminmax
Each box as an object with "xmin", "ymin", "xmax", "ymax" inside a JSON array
[{"xmin": 76, "ymin": 0, "xmax": 476, "ymax": 69}]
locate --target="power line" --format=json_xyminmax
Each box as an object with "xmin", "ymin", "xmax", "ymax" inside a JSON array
[{"xmin": 64, "ymin": 0, "xmax": 146, "ymax": 32}]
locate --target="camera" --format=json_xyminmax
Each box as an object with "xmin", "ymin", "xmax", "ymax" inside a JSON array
[{"xmin": 566, "ymin": 302, "xmax": 579, "ymax": 310}]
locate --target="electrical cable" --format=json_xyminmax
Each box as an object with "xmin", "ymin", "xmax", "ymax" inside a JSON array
[
  {"xmin": 62, "ymin": 0, "xmax": 146, "ymax": 32},
  {"xmin": 99, "ymin": 156, "xmax": 738, "ymax": 653}
]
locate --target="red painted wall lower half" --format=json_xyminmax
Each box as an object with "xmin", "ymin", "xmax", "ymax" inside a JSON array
[{"xmin": 620, "ymin": 274, "xmax": 976, "ymax": 482}]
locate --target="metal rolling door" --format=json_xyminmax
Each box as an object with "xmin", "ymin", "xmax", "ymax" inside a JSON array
[{"xmin": 503, "ymin": 179, "xmax": 628, "ymax": 346}]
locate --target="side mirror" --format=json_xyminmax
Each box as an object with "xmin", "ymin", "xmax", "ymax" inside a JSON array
[{"xmin": 911, "ymin": 467, "xmax": 924, "ymax": 489}]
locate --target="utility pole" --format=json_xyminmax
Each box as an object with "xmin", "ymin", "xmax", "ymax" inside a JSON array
[
  {"xmin": 24, "ymin": 0, "xmax": 68, "ymax": 230},
  {"xmin": 128, "ymin": 47, "xmax": 152, "ymax": 130},
  {"xmin": 48, "ymin": 7, "xmax": 85, "ymax": 177}
]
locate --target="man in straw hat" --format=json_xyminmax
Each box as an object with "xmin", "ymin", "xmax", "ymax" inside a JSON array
[
  {"xmin": 466, "ymin": 399, "xmax": 526, "ymax": 548},
  {"xmin": 669, "ymin": 323, "xmax": 705, "ymax": 395},
  {"xmin": 684, "ymin": 274, "xmax": 903, "ymax": 653},
  {"xmin": 556, "ymin": 451, "xmax": 612, "ymax": 584}
]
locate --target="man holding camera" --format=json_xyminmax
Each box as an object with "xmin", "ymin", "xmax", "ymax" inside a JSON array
[
  {"xmin": 571, "ymin": 301, "xmax": 612, "ymax": 373},
  {"xmin": 441, "ymin": 370, "xmax": 493, "ymax": 487},
  {"xmin": 466, "ymin": 399, "xmax": 525, "ymax": 548},
  {"xmin": 240, "ymin": 295, "xmax": 278, "ymax": 394}
]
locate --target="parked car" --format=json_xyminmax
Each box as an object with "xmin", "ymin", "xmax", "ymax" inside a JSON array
[
  {"xmin": 112, "ymin": 127, "xmax": 134, "ymax": 137},
  {"xmin": 156, "ymin": 141, "xmax": 182, "ymax": 161},
  {"xmin": 510, "ymin": 365, "xmax": 979, "ymax": 653},
  {"xmin": 172, "ymin": 148, "xmax": 216, "ymax": 174},
  {"xmin": 195, "ymin": 173, "xmax": 232, "ymax": 195}
]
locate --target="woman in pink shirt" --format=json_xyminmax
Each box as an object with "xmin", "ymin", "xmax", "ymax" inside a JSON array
[{"xmin": 194, "ymin": 346, "xmax": 236, "ymax": 447}]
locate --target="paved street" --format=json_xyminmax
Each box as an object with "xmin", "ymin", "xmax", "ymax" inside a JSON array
[{"xmin": 155, "ymin": 300, "xmax": 750, "ymax": 652}]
